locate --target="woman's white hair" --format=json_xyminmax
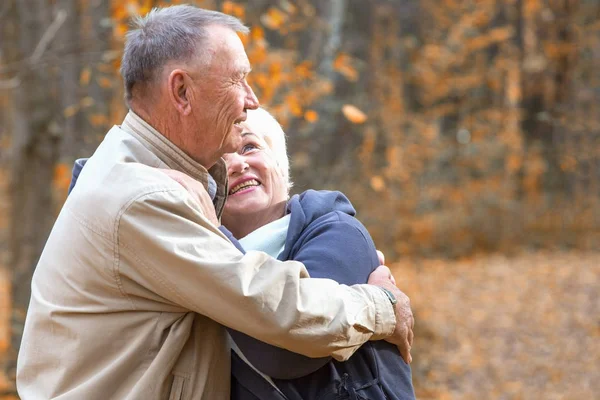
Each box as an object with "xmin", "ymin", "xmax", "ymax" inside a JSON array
[{"xmin": 242, "ymin": 108, "xmax": 293, "ymax": 192}]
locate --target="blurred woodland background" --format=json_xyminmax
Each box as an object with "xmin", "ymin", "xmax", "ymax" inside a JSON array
[{"xmin": 0, "ymin": 0, "xmax": 599, "ymax": 398}]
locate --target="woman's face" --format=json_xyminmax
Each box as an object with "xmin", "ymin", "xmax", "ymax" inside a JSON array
[{"xmin": 222, "ymin": 124, "xmax": 288, "ymax": 224}]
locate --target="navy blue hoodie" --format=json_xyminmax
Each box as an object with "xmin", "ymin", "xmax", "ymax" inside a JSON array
[{"xmin": 222, "ymin": 190, "xmax": 415, "ymax": 400}]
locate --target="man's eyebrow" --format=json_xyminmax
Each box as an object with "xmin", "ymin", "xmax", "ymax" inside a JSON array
[{"xmin": 241, "ymin": 132, "xmax": 258, "ymax": 138}]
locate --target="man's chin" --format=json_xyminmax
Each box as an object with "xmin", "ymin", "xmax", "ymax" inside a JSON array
[
  {"xmin": 228, "ymin": 123, "xmax": 244, "ymax": 139},
  {"xmin": 222, "ymin": 141, "xmax": 242, "ymax": 156}
]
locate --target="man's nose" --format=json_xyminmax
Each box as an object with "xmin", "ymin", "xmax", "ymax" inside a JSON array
[{"xmin": 244, "ymin": 80, "xmax": 259, "ymax": 110}]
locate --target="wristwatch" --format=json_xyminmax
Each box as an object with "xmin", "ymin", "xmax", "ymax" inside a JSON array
[{"xmin": 379, "ymin": 287, "xmax": 398, "ymax": 306}]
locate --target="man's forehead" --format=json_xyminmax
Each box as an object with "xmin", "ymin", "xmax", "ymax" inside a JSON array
[
  {"xmin": 205, "ymin": 25, "xmax": 246, "ymax": 53},
  {"xmin": 204, "ymin": 29, "xmax": 251, "ymax": 72}
]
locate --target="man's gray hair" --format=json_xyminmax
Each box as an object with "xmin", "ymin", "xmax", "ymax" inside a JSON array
[{"xmin": 120, "ymin": 5, "xmax": 249, "ymax": 101}]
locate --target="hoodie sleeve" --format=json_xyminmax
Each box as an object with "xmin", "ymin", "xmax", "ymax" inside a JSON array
[
  {"xmin": 230, "ymin": 211, "xmax": 380, "ymax": 379},
  {"xmin": 218, "ymin": 225, "xmax": 245, "ymax": 253},
  {"xmin": 288, "ymin": 212, "xmax": 379, "ymax": 284},
  {"xmin": 68, "ymin": 158, "xmax": 89, "ymax": 195}
]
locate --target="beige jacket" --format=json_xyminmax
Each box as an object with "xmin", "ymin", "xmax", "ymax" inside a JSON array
[{"xmin": 16, "ymin": 112, "xmax": 396, "ymax": 400}]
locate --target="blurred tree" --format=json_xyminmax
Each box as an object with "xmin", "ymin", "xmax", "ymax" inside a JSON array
[
  {"xmin": 1, "ymin": 0, "xmax": 63, "ymax": 387},
  {"xmin": 0, "ymin": 0, "xmax": 115, "ymax": 392}
]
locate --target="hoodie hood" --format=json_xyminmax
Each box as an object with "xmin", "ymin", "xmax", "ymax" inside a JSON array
[{"xmin": 279, "ymin": 189, "xmax": 356, "ymax": 260}]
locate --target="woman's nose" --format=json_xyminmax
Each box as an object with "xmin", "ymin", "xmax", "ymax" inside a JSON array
[{"xmin": 227, "ymin": 153, "xmax": 249, "ymax": 175}]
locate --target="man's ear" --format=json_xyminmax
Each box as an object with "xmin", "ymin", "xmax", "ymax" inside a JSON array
[{"xmin": 168, "ymin": 69, "xmax": 192, "ymax": 116}]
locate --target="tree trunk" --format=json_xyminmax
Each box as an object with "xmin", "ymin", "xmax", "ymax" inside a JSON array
[
  {"xmin": 76, "ymin": 0, "xmax": 113, "ymax": 157},
  {"xmin": 2, "ymin": 0, "xmax": 63, "ymax": 390}
]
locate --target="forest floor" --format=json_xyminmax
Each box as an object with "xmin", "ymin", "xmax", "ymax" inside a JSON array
[
  {"xmin": 0, "ymin": 250, "xmax": 598, "ymax": 399},
  {"xmin": 399, "ymin": 250, "xmax": 599, "ymax": 400}
]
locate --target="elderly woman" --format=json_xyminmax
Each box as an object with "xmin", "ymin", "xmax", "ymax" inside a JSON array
[{"xmin": 220, "ymin": 108, "xmax": 415, "ymax": 400}]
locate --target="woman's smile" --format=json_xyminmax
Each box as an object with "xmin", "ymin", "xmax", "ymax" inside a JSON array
[
  {"xmin": 229, "ymin": 177, "xmax": 262, "ymax": 196},
  {"xmin": 229, "ymin": 180, "xmax": 262, "ymax": 196}
]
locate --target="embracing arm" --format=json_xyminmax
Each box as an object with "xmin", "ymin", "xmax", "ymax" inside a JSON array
[
  {"xmin": 229, "ymin": 214, "xmax": 380, "ymax": 379},
  {"xmin": 117, "ymin": 189, "xmax": 396, "ymax": 361}
]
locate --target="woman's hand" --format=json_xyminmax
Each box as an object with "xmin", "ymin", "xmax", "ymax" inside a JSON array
[
  {"xmin": 159, "ymin": 169, "xmax": 219, "ymax": 226},
  {"xmin": 375, "ymin": 251, "xmax": 397, "ymax": 285},
  {"xmin": 368, "ymin": 265, "xmax": 414, "ymax": 364}
]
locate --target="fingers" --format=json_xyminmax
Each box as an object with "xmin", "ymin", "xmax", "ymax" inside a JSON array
[
  {"xmin": 398, "ymin": 345, "xmax": 409, "ymax": 364},
  {"xmin": 158, "ymin": 169, "xmax": 219, "ymax": 225},
  {"xmin": 367, "ymin": 265, "xmax": 393, "ymax": 286},
  {"xmin": 397, "ymin": 334, "xmax": 412, "ymax": 364},
  {"xmin": 403, "ymin": 321, "xmax": 414, "ymax": 364},
  {"xmin": 374, "ymin": 265, "xmax": 391, "ymax": 275},
  {"xmin": 376, "ymin": 250, "xmax": 385, "ymax": 265},
  {"xmin": 161, "ymin": 170, "xmax": 191, "ymax": 193},
  {"xmin": 403, "ymin": 302, "xmax": 414, "ymax": 348},
  {"xmin": 370, "ymin": 265, "xmax": 396, "ymax": 286},
  {"xmin": 373, "ymin": 252, "xmax": 398, "ymax": 286}
]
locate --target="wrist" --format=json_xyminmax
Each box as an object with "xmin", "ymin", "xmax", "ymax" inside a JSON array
[
  {"xmin": 366, "ymin": 285, "xmax": 397, "ymax": 340},
  {"xmin": 379, "ymin": 286, "xmax": 398, "ymax": 306}
]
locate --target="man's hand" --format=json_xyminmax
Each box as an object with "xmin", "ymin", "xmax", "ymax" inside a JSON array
[
  {"xmin": 159, "ymin": 169, "xmax": 219, "ymax": 226},
  {"xmin": 368, "ymin": 265, "xmax": 414, "ymax": 364}
]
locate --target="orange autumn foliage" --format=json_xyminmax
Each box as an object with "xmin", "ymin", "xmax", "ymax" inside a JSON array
[
  {"xmin": 101, "ymin": 0, "xmax": 599, "ymax": 262},
  {"xmin": 342, "ymin": 105, "xmax": 368, "ymax": 124}
]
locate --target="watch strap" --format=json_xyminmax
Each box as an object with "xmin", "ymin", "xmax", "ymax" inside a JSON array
[{"xmin": 380, "ymin": 287, "xmax": 398, "ymax": 306}]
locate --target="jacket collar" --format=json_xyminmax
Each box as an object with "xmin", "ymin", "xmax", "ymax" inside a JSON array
[{"xmin": 121, "ymin": 111, "xmax": 229, "ymax": 217}]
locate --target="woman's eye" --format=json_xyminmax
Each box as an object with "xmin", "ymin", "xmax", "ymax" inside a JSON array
[{"xmin": 241, "ymin": 144, "xmax": 258, "ymax": 154}]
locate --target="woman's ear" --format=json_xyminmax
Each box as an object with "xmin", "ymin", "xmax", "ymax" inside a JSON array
[{"xmin": 168, "ymin": 69, "xmax": 192, "ymax": 116}]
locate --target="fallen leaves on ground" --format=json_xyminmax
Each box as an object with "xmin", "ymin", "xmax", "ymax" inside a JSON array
[{"xmin": 393, "ymin": 250, "xmax": 600, "ymax": 400}]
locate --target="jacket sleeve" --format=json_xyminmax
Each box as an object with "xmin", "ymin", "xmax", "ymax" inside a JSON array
[
  {"xmin": 116, "ymin": 189, "xmax": 396, "ymax": 361},
  {"xmin": 230, "ymin": 213, "xmax": 381, "ymax": 379}
]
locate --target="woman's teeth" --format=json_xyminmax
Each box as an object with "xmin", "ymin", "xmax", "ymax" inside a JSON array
[{"xmin": 230, "ymin": 179, "xmax": 260, "ymax": 194}]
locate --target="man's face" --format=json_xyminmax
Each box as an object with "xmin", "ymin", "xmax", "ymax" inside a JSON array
[{"xmin": 186, "ymin": 26, "xmax": 259, "ymax": 167}]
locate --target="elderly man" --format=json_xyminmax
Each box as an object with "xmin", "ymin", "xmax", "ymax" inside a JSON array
[{"xmin": 17, "ymin": 5, "xmax": 413, "ymax": 399}]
